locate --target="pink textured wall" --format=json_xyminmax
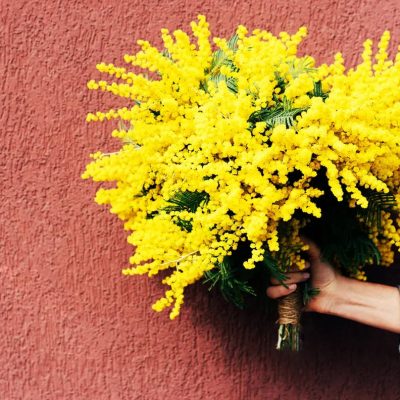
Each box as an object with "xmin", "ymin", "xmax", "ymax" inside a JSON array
[{"xmin": 3, "ymin": 0, "xmax": 400, "ymax": 399}]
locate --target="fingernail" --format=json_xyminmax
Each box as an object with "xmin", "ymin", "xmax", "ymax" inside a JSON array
[
  {"xmin": 289, "ymin": 284, "xmax": 297, "ymax": 290},
  {"xmin": 303, "ymin": 272, "xmax": 310, "ymax": 279}
]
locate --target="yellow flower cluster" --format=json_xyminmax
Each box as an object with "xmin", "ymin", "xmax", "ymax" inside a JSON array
[{"xmin": 83, "ymin": 16, "xmax": 400, "ymax": 319}]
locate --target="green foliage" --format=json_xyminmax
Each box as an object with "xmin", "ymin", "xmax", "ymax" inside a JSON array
[
  {"xmin": 248, "ymin": 97, "xmax": 308, "ymax": 129},
  {"xmin": 201, "ymin": 34, "xmax": 239, "ymax": 94},
  {"xmin": 309, "ymin": 81, "xmax": 328, "ymax": 100},
  {"xmin": 163, "ymin": 190, "xmax": 210, "ymax": 213},
  {"xmin": 162, "ymin": 190, "xmax": 210, "ymax": 232},
  {"xmin": 302, "ymin": 281, "xmax": 320, "ymax": 306},
  {"xmin": 274, "ymin": 72, "xmax": 287, "ymax": 95},
  {"xmin": 324, "ymin": 232, "xmax": 380, "ymax": 274},
  {"xmin": 301, "ymin": 186, "xmax": 382, "ymax": 275},
  {"xmin": 312, "ymin": 189, "xmax": 397, "ymax": 273},
  {"xmin": 203, "ymin": 241, "xmax": 293, "ymax": 310},
  {"xmin": 139, "ymin": 184, "xmax": 157, "ymax": 197},
  {"xmin": 287, "ymin": 56, "xmax": 316, "ymax": 79},
  {"xmin": 161, "ymin": 48, "xmax": 173, "ymax": 60},
  {"xmin": 174, "ymin": 218, "xmax": 193, "ymax": 232},
  {"xmin": 261, "ymin": 252, "xmax": 289, "ymax": 286},
  {"xmin": 208, "ymin": 34, "xmax": 238, "ymax": 73},
  {"xmin": 203, "ymin": 258, "xmax": 256, "ymax": 309},
  {"xmin": 208, "ymin": 74, "xmax": 238, "ymax": 93},
  {"xmin": 358, "ymin": 190, "xmax": 397, "ymax": 231}
]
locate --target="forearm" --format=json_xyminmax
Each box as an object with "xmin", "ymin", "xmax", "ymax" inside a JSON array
[{"xmin": 325, "ymin": 276, "xmax": 400, "ymax": 334}]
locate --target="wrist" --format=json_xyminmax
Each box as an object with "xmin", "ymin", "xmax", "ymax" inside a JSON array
[
  {"xmin": 321, "ymin": 275, "xmax": 352, "ymax": 316},
  {"xmin": 308, "ymin": 275, "xmax": 350, "ymax": 315}
]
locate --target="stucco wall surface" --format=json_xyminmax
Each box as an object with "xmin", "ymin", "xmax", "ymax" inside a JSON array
[{"xmin": 2, "ymin": 0, "xmax": 400, "ymax": 399}]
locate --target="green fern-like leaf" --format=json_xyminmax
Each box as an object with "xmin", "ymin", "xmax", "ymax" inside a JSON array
[
  {"xmin": 161, "ymin": 48, "xmax": 173, "ymax": 60},
  {"xmin": 249, "ymin": 99, "xmax": 308, "ymax": 128},
  {"xmin": 163, "ymin": 190, "xmax": 210, "ymax": 213},
  {"xmin": 305, "ymin": 201, "xmax": 382, "ymax": 273},
  {"xmin": 358, "ymin": 190, "xmax": 397, "ymax": 231},
  {"xmin": 208, "ymin": 74, "xmax": 238, "ymax": 93},
  {"xmin": 323, "ymin": 233, "xmax": 381, "ymax": 274},
  {"xmin": 302, "ymin": 281, "xmax": 320, "ymax": 306},
  {"xmin": 201, "ymin": 34, "xmax": 239, "ymax": 94},
  {"xmin": 174, "ymin": 217, "xmax": 193, "ymax": 232},
  {"xmin": 300, "ymin": 176, "xmax": 382, "ymax": 274},
  {"xmin": 208, "ymin": 34, "xmax": 239, "ymax": 73},
  {"xmin": 163, "ymin": 191, "xmax": 210, "ymax": 232},
  {"xmin": 287, "ymin": 56, "xmax": 316, "ymax": 79},
  {"xmin": 261, "ymin": 252, "xmax": 289, "ymax": 287},
  {"xmin": 310, "ymin": 81, "xmax": 328, "ymax": 100},
  {"xmin": 203, "ymin": 258, "xmax": 256, "ymax": 309}
]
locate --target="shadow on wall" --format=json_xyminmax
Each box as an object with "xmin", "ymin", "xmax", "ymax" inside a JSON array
[{"xmin": 178, "ymin": 260, "xmax": 400, "ymax": 399}]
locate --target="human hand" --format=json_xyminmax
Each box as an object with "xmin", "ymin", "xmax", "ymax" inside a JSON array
[
  {"xmin": 266, "ymin": 239, "xmax": 342, "ymax": 314},
  {"xmin": 266, "ymin": 239, "xmax": 400, "ymax": 332}
]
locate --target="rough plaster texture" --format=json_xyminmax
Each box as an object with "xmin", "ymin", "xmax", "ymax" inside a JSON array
[{"xmin": 2, "ymin": 0, "xmax": 400, "ymax": 399}]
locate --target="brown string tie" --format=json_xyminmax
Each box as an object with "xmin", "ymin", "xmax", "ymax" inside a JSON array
[{"xmin": 278, "ymin": 288, "xmax": 302, "ymax": 325}]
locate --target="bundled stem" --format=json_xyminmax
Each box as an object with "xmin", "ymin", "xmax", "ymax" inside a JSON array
[{"xmin": 276, "ymin": 287, "xmax": 302, "ymax": 351}]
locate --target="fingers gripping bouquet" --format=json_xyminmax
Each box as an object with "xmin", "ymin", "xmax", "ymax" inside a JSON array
[{"xmin": 83, "ymin": 15, "xmax": 400, "ymax": 350}]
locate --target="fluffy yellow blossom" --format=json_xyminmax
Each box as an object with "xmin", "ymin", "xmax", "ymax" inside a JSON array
[{"xmin": 83, "ymin": 15, "xmax": 400, "ymax": 319}]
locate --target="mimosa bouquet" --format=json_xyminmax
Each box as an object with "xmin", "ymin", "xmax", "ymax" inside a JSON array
[{"xmin": 83, "ymin": 15, "xmax": 400, "ymax": 350}]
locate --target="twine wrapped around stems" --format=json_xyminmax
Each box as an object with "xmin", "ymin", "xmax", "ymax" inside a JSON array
[
  {"xmin": 276, "ymin": 287, "xmax": 302, "ymax": 351},
  {"xmin": 278, "ymin": 288, "xmax": 302, "ymax": 325}
]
